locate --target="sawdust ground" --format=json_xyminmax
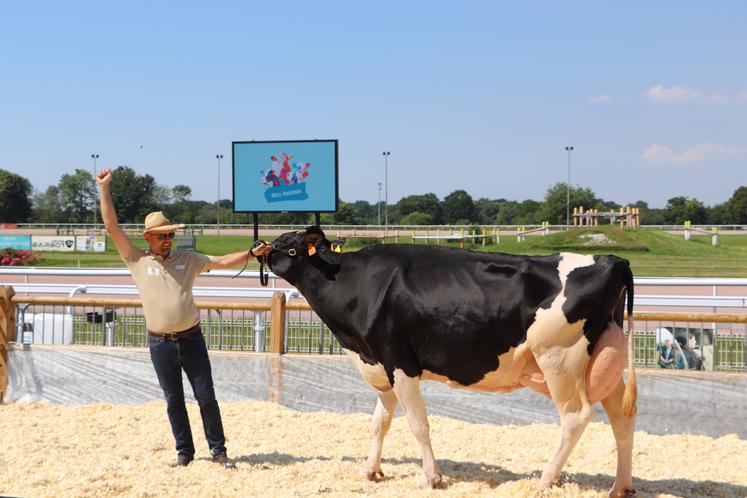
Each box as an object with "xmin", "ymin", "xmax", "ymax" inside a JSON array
[{"xmin": 1, "ymin": 400, "xmax": 745, "ymax": 498}]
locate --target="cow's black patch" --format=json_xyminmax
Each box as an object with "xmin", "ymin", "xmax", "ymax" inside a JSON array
[{"xmin": 563, "ymin": 255, "xmax": 633, "ymax": 355}]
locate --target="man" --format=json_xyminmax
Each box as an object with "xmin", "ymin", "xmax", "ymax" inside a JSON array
[
  {"xmin": 658, "ymin": 338, "xmax": 675, "ymax": 368},
  {"xmin": 97, "ymin": 168, "xmax": 271, "ymax": 467}
]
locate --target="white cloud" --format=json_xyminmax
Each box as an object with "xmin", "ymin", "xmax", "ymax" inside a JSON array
[
  {"xmin": 588, "ymin": 94, "xmax": 618, "ymax": 103},
  {"xmin": 641, "ymin": 142, "xmax": 747, "ymax": 164},
  {"xmin": 710, "ymin": 92, "xmax": 730, "ymax": 104},
  {"xmin": 646, "ymin": 84, "xmax": 700, "ymax": 104}
]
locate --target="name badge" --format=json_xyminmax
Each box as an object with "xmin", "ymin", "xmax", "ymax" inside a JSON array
[
  {"xmin": 175, "ymin": 264, "xmax": 186, "ymax": 270},
  {"xmin": 147, "ymin": 267, "xmax": 160, "ymax": 276}
]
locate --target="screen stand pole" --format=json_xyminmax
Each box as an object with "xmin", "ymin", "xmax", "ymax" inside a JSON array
[
  {"xmin": 314, "ymin": 213, "xmax": 320, "ymax": 228},
  {"xmin": 253, "ymin": 213, "xmax": 259, "ymax": 242}
]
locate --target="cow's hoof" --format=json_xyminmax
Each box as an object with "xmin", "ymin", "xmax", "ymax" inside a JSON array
[
  {"xmin": 420, "ymin": 473, "xmax": 443, "ymax": 489},
  {"xmin": 358, "ymin": 468, "xmax": 384, "ymax": 482},
  {"xmin": 609, "ymin": 488, "xmax": 636, "ymax": 498},
  {"xmin": 536, "ymin": 474, "xmax": 563, "ymax": 491}
]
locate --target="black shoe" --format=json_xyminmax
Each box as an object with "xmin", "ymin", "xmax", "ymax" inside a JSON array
[
  {"xmin": 212, "ymin": 453, "xmax": 236, "ymax": 469},
  {"xmin": 173, "ymin": 454, "xmax": 193, "ymax": 467}
]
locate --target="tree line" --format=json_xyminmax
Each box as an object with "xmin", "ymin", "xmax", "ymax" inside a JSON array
[{"xmin": 1, "ymin": 166, "xmax": 746, "ymax": 226}]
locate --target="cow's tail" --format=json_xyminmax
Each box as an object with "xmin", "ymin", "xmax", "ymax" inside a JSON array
[{"xmin": 621, "ymin": 261, "xmax": 637, "ymax": 418}]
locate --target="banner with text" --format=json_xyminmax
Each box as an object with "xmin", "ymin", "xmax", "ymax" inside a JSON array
[{"xmin": 31, "ymin": 236, "xmax": 76, "ymax": 252}]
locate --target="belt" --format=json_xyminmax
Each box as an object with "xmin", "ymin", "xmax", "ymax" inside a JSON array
[{"xmin": 148, "ymin": 323, "xmax": 201, "ymax": 341}]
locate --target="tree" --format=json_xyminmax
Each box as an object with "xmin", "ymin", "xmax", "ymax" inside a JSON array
[
  {"xmin": 30, "ymin": 186, "xmax": 64, "ymax": 222},
  {"xmin": 350, "ymin": 200, "xmax": 376, "ymax": 224},
  {"xmin": 474, "ymin": 198, "xmax": 504, "ymax": 225},
  {"xmin": 58, "ymin": 169, "xmax": 95, "ymax": 223},
  {"xmin": 109, "ymin": 166, "xmax": 158, "ymax": 223},
  {"xmin": 724, "ymin": 186, "xmax": 747, "ymax": 224},
  {"xmin": 0, "ymin": 169, "xmax": 33, "ymax": 222},
  {"xmin": 396, "ymin": 193, "xmax": 443, "ymax": 224},
  {"xmin": 332, "ymin": 202, "xmax": 359, "ymax": 225},
  {"xmin": 707, "ymin": 203, "xmax": 727, "ymax": 225},
  {"xmin": 442, "ymin": 190, "xmax": 475, "ymax": 224},
  {"xmin": 632, "ymin": 201, "xmax": 667, "ymax": 225},
  {"xmin": 400, "ymin": 211, "xmax": 434, "ymax": 225},
  {"xmin": 172, "ymin": 185, "xmax": 192, "ymax": 203},
  {"xmin": 539, "ymin": 182, "xmax": 599, "ymax": 225},
  {"xmin": 664, "ymin": 196, "xmax": 707, "ymax": 224}
]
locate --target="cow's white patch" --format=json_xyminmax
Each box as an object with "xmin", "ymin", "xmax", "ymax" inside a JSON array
[
  {"xmin": 345, "ymin": 349, "xmax": 391, "ymax": 393},
  {"xmin": 421, "ymin": 345, "xmax": 529, "ymax": 393},
  {"xmin": 527, "ymin": 253, "xmax": 594, "ymax": 351}
]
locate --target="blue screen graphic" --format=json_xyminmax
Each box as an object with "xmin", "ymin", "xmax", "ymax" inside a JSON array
[
  {"xmin": 0, "ymin": 235, "xmax": 31, "ymax": 250},
  {"xmin": 233, "ymin": 140, "xmax": 338, "ymax": 212}
]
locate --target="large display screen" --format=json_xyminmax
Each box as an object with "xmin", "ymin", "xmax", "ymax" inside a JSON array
[{"xmin": 232, "ymin": 140, "xmax": 338, "ymax": 213}]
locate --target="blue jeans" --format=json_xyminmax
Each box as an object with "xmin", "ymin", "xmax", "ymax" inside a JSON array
[{"xmin": 148, "ymin": 328, "xmax": 227, "ymax": 459}]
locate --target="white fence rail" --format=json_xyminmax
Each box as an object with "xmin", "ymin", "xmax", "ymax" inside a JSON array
[
  {"xmin": 2, "ymin": 270, "xmax": 747, "ymax": 310},
  {"xmin": 0, "ymin": 267, "xmax": 279, "ymax": 282}
]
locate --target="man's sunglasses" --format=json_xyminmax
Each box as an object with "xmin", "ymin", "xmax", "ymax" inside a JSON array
[{"xmin": 155, "ymin": 233, "xmax": 176, "ymax": 240}]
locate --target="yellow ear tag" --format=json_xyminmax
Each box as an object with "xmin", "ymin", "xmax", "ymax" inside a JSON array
[{"xmin": 307, "ymin": 244, "xmax": 316, "ymax": 256}]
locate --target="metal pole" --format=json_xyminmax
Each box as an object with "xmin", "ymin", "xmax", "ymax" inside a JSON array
[
  {"xmin": 383, "ymin": 151, "xmax": 390, "ymax": 233},
  {"xmin": 91, "ymin": 154, "xmax": 99, "ymax": 230},
  {"xmin": 565, "ymin": 146, "xmax": 573, "ymax": 229},
  {"xmin": 216, "ymin": 154, "xmax": 223, "ymax": 236},
  {"xmin": 377, "ymin": 182, "xmax": 382, "ymax": 226}
]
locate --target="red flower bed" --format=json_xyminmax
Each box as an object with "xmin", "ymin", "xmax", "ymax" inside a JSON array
[{"xmin": 0, "ymin": 248, "xmax": 39, "ymax": 266}]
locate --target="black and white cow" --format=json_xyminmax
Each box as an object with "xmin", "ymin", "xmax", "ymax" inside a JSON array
[{"xmin": 268, "ymin": 226, "xmax": 637, "ymax": 497}]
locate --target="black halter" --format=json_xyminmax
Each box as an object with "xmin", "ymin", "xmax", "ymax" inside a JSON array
[{"xmin": 232, "ymin": 240, "xmax": 271, "ymax": 286}]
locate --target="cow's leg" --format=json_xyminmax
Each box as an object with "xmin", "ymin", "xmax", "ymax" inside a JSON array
[
  {"xmin": 359, "ymin": 389, "xmax": 398, "ymax": 481},
  {"xmin": 392, "ymin": 369, "xmax": 442, "ymax": 489},
  {"xmin": 601, "ymin": 379, "xmax": 636, "ymax": 497},
  {"xmin": 535, "ymin": 349, "xmax": 594, "ymax": 490}
]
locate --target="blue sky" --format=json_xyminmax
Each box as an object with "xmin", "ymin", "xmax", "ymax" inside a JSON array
[{"xmin": 1, "ymin": 1, "xmax": 745, "ymax": 209}]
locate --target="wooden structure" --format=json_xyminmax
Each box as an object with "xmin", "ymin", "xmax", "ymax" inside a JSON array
[
  {"xmin": 517, "ymin": 222, "xmax": 549, "ymax": 242},
  {"xmin": 0, "ymin": 286, "xmax": 14, "ymax": 403},
  {"xmin": 684, "ymin": 221, "xmax": 718, "ymax": 246},
  {"xmin": 573, "ymin": 206, "xmax": 639, "ymax": 228}
]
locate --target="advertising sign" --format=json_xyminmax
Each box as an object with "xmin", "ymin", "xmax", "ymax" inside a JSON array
[
  {"xmin": 31, "ymin": 236, "xmax": 76, "ymax": 252},
  {"xmin": 0, "ymin": 235, "xmax": 31, "ymax": 250},
  {"xmin": 232, "ymin": 139, "xmax": 338, "ymax": 213},
  {"xmin": 75, "ymin": 235, "xmax": 107, "ymax": 252}
]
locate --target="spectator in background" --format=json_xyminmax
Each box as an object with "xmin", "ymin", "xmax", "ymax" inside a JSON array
[
  {"xmin": 658, "ymin": 338, "xmax": 675, "ymax": 368},
  {"xmin": 673, "ymin": 338, "xmax": 688, "ymax": 369},
  {"xmin": 675, "ymin": 334, "xmax": 705, "ymax": 370}
]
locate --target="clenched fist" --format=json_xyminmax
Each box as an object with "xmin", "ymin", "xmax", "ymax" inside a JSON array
[{"xmin": 96, "ymin": 168, "xmax": 112, "ymax": 187}]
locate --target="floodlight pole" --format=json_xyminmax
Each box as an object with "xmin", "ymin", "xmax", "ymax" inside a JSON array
[
  {"xmin": 91, "ymin": 154, "xmax": 99, "ymax": 230},
  {"xmin": 565, "ymin": 146, "xmax": 573, "ymax": 230},
  {"xmin": 382, "ymin": 151, "xmax": 390, "ymax": 233},
  {"xmin": 216, "ymin": 154, "xmax": 223, "ymax": 236},
  {"xmin": 377, "ymin": 182, "xmax": 382, "ymax": 226}
]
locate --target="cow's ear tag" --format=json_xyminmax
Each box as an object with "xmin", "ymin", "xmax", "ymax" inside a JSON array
[{"xmin": 307, "ymin": 244, "xmax": 316, "ymax": 256}]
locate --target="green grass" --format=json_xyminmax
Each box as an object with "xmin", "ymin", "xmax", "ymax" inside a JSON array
[{"xmin": 22, "ymin": 228, "xmax": 747, "ymax": 277}]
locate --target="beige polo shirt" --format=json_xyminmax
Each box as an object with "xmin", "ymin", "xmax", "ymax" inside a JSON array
[{"xmin": 123, "ymin": 246, "xmax": 211, "ymax": 333}]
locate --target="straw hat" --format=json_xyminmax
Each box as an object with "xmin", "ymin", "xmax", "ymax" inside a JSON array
[{"xmin": 142, "ymin": 211, "xmax": 185, "ymax": 234}]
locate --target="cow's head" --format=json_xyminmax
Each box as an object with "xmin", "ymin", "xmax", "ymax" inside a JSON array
[{"xmin": 268, "ymin": 226, "xmax": 341, "ymax": 285}]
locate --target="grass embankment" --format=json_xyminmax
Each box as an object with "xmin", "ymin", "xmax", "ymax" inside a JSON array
[{"xmin": 26, "ymin": 228, "xmax": 747, "ymax": 277}]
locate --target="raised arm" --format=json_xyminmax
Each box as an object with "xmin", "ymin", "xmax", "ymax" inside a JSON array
[
  {"xmin": 97, "ymin": 168, "xmax": 134, "ymax": 259},
  {"xmin": 207, "ymin": 242, "xmax": 272, "ymax": 270}
]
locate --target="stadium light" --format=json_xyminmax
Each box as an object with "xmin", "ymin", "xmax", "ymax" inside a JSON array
[
  {"xmin": 91, "ymin": 154, "xmax": 99, "ymax": 229},
  {"xmin": 382, "ymin": 151, "xmax": 391, "ymax": 233},
  {"xmin": 565, "ymin": 146, "xmax": 573, "ymax": 229}
]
